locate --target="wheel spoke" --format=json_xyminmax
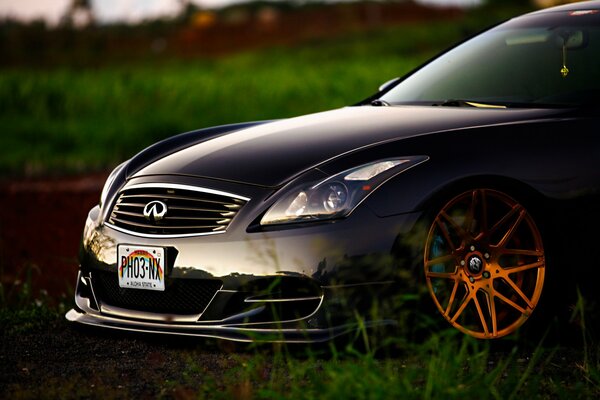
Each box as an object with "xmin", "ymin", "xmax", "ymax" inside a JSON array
[
  {"xmin": 499, "ymin": 249, "xmax": 544, "ymax": 257},
  {"xmin": 440, "ymin": 211, "xmax": 469, "ymax": 243},
  {"xmin": 503, "ymin": 260, "xmax": 544, "ymax": 274},
  {"xmin": 486, "ymin": 292, "xmax": 498, "ymax": 337},
  {"xmin": 497, "ymin": 209, "xmax": 526, "ymax": 248},
  {"xmin": 464, "ymin": 190, "xmax": 479, "ymax": 235},
  {"xmin": 473, "ymin": 292, "xmax": 490, "ymax": 336},
  {"xmin": 503, "ymin": 275, "xmax": 534, "ymax": 308},
  {"xmin": 425, "ymin": 254, "xmax": 455, "ymax": 268},
  {"xmin": 451, "ymin": 291, "xmax": 473, "ymax": 323},
  {"xmin": 426, "ymin": 271, "xmax": 456, "ymax": 279},
  {"xmin": 495, "ymin": 291, "xmax": 527, "ymax": 315},
  {"xmin": 488, "ymin": 204, "xmax": 522, "ymax": 239},
  {"xmin": 445, "ymin": 280, "xmax": 460, "ymax": 315},
  {"xmin": 435, "ymin": 218, "xmax": 456, "ymax": 252}
]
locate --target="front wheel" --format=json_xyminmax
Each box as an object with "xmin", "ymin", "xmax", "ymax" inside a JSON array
[{"xmin": 424, "ymin": 189, "xmax": 545, "ymax": 339}]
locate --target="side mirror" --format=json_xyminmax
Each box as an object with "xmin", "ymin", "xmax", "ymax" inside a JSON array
[{"xmin": 378, "ymin": 77, "xmax": 400, "ymax": 92}]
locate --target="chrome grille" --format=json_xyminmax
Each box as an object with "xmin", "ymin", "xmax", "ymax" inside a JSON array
[{"xmin": 107, "ymin": 184, "xmax": 248, "ymax": 237}]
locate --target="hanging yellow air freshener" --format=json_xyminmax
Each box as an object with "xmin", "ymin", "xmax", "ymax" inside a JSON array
[{"xmin": 560, "ymin": 43, "xmax": 569, "ymax": 78}]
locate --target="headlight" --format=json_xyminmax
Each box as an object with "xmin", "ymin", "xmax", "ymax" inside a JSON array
[
  {"xmin": 260, "ymin": 156, "xmax": 428, "ymax": 225},
  {"xmin": 99, "ymin": 161, "xmax": 127, "ymax": 210}
]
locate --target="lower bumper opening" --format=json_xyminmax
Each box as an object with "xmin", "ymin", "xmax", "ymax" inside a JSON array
[{"xmin": 90, "ymin": 270, "xmax": 222, "ymax": 315}]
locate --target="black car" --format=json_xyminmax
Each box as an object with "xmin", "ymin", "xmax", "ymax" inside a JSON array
[{"xmin": 67, "ymin": 1, "xmax": 600, "ymax": 342}]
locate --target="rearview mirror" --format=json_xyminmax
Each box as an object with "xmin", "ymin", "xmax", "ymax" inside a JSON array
[
  {"xmin": 554, "ymin": 29, "xmax": 587, "ymax": 49},
  {"xmin": 505, "ymin": 28, "xmax": 588, "ymax": 50}
]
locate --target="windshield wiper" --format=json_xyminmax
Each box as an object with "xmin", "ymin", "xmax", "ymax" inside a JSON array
[{"xmin": 433, "ymin": 99, "xmax": 507, "ymax": 109}]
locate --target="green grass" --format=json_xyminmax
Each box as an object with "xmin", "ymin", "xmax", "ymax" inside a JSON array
[
  {"xmin": 2, "ymin": 297, "xmax": 598, "ymax": 399},
  {"xmin": 211, "ymin": 336, "xmax": 598, "ymax": 400}
]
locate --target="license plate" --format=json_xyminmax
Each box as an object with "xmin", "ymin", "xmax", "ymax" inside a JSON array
[{"xmin": 117, "ymin": 245, "xmax": 165, "ymax": 291}]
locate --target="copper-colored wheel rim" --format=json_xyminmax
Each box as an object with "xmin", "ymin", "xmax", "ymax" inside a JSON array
[{"xmin": 424, "ymin": 189, "xmax": 545, "ymax": 339}]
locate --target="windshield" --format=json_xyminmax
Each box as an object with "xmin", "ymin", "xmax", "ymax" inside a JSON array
[{"xmin": 380, "ymin": 10, "xmax": 600, "ymax": 107}]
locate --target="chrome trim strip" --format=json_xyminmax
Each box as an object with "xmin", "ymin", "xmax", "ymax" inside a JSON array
[
  {"xmin": 87, "ymin": 273, "xmax": 100, "ymax": 311},
  {"xmin": 123, "ymin": 183, "xmax": 250, "ymax": 202},
  {"xmin": 322, "ymin": 280, "xmax": 395, "ymax": 289},
  {"xmin": 99, "ymin": 303, "xmax": 202, "ymax": 323},
  {"xmin": 244, "ymin": 295, "xmax": 323, "ymax": 303},
  {"xmin": 104, "ymin": 222, "xmax": 227, "ymax": 238},
  {"xmin": 199, "ymin": 295, "xmax": 325, "ymax": 326},
  {"xmin": 199, "ymin": 282, "xmax": 223, "ymax": 319}
]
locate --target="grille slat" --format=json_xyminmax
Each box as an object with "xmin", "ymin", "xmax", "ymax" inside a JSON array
[
  {"xmin": 112, "ymin": 211, "xmax": 226, "ymax": 222},
  {"xmin": 169, "ymin": 206, "xmax": 234, "ymax": 213},
  {"xmin": 92, "ymin": 270, "xmax": 222, "ymax": 315},
  {"xmin": 110, "ymin": 217, "xmax": 224, "ymax": 231},
  {"xmin": 112, "ymin": 210, "xmax": 143, "ymax": 218},
  {"xmin": 108, "ymin": 185, "xmax": 247, "ymax": 237},
  {"xmin": 116, "ymin": 202, "xmax": 146, "ymax": 208},
  {"xmin": 120, "ymin": 193, "xmax": 243, "ymax": 207},
  {"xmin": 158, "ymin": 216, "xmax": 227, "ymax": 222}
]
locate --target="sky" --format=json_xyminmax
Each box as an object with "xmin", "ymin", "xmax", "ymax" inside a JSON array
[{"xmin": 0, "ymin": 0, "xmax": 483, "ymax": 25}]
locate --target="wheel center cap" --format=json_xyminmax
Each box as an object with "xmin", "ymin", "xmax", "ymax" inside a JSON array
[{"xmin": 467, "ymin": 255, "xmax": 484, "ymax": 274}]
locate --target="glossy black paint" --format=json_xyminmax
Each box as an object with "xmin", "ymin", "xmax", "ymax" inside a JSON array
[{"xmin": 133, "ymin": 107, "xmax": 567, "ymax": 188}]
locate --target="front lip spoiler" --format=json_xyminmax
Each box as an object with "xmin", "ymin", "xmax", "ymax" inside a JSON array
[{"xmin": 65, "ymin": 308, "xmax": 396, "ymax": 343}]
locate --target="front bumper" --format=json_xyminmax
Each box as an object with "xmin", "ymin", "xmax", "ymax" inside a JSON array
[
  {"xmin": 67, "ymin": 175, "xmax": 422, "ymax": 342},
  {"xmin": 66, "ymin": 281, "xmax": 397, "ymax": 343}
]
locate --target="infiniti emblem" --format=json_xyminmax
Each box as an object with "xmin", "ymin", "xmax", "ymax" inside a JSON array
[{"xmin": 143, "ymin": 200, "xmax": 168, "ymax": 222}]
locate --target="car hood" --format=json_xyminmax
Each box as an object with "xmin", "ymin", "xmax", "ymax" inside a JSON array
[{"xmin": 133, "ymin": 106, "xmax": 563, "ymax": 187}]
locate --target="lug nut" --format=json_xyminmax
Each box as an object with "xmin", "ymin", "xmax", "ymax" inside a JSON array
[
  {"xmin": 460, "ymin": 260, "xmax": 466, "ymax": 266},
  {"xmin": 469, "ymin": 276, "xmax": 475, "ymax": 283},
  {"xmin": 484, "ymin": 253, "xmax": 490, "ymax": 259},
  {"xmin": 470, "ymin": 245, "xmax": 476, "ymax": 251},
  {"xmin": 483, "ymin": 271, "xmax": 490, "ymax": 279}
]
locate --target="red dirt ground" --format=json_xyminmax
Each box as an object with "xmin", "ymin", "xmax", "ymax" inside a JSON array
[{"xmin": 0, "ymin": 173, "xmax": 108, "ymax": 300}]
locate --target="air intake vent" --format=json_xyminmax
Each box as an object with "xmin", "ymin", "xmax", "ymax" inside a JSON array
[
  {"xmin": 92, "ymin": 270, "xmax": 222, "ymax": 315},
  {"xmin": 107, "ymin": 184, "xmax": 248, "ymax": 237}
]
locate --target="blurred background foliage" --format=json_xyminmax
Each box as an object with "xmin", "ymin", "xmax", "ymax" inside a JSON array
[{"xmin": 0, "ymin": 0, "xmax": 567, "ymax": 176}]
